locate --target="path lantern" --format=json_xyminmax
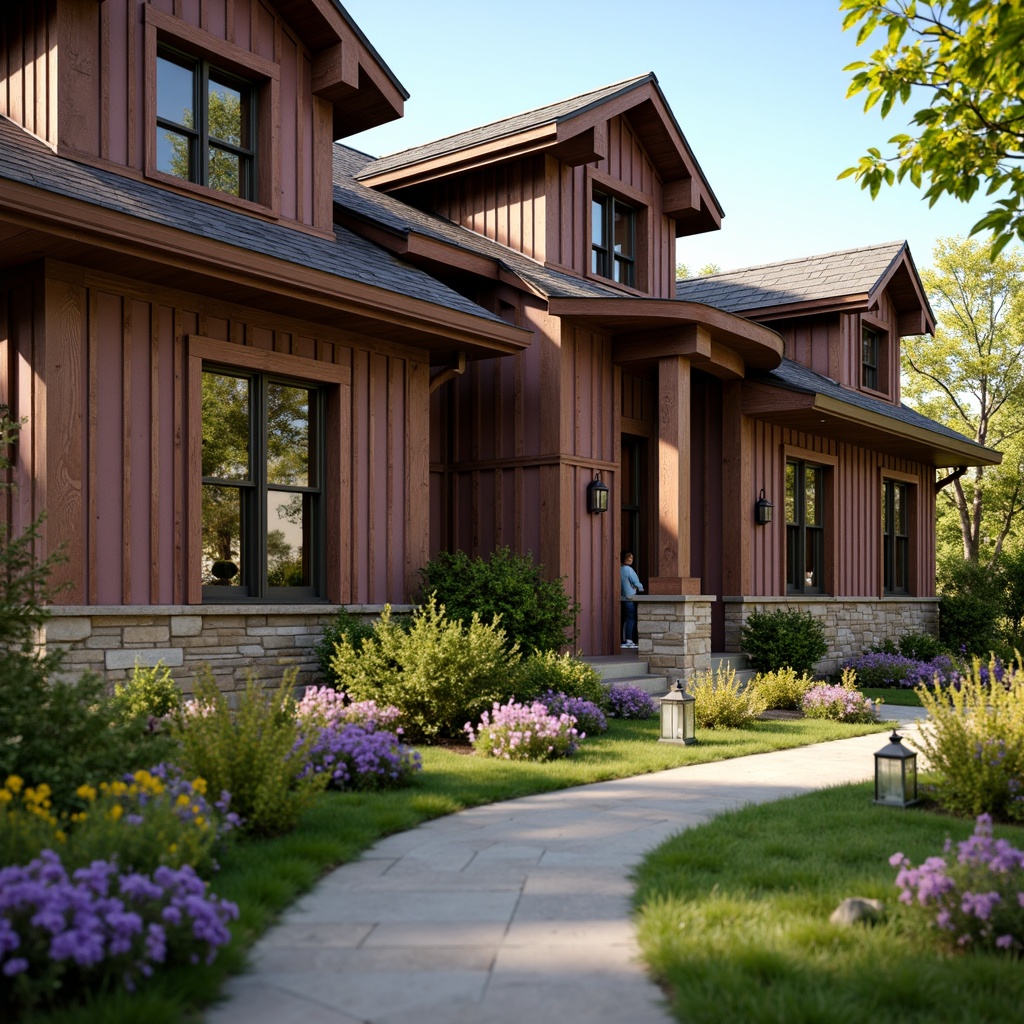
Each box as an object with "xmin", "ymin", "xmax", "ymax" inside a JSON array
[
  {"xmin": 873, "ymin": 730, "xmax": 919, "ymax": 807},
  {"xmin": 658, "ymin": 680, "xmax": 696, "ymax": 745}
]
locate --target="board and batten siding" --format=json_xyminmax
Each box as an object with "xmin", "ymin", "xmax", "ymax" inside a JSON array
[
  {"xmin": 747, "ymin": 421, "xmax": 935, "ymax": 598},
  {"xmin": 1, "ymin": 261, "xmax": 428, "ymax": 608}
]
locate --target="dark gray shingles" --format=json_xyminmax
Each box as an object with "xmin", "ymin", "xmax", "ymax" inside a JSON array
[
  {"xmin": 675, "ymin": 242, "xmax": 907, "ymax": 313},
  {"xmin": 356, "ymin": 75, "xmax": 655, "ymax": 179},
  {"xmin": 0, "ymin": 116, "xmax": 507, "ymax": 325}
]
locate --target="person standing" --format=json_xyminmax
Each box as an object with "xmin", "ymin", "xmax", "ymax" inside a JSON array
[{"xmin": 620, "ymin": 550, "xmax": 644, "ymax": 649}]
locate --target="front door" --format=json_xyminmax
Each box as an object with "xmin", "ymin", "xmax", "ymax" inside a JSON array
[{"xmin": 620, "ymin": 434, "xmax": 651, "ymax": 590}]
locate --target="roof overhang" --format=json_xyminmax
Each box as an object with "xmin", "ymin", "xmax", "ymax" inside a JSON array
[
  {"xmin": 0, "ymin": 177, "xmax": 529, "ymax": 362},
  {"xmin": 547, "ymin": 297, "xmax": 784, "ymax": 377},
  {"xmin": 742, "ymin": 381, "xmax": 999, "ymax": 468}
]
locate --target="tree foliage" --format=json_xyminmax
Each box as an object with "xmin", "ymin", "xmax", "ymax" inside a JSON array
[
  {"xmin": 902, "ymin": 236, "xmax": 1024, "ymax": 562},
  {"xmin": 840, "ymin": 1, "xmax": 1024, "ymax": 256}
]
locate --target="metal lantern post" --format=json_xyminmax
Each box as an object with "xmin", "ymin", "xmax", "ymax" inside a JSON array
[
  {"xmin": 658, "ymin": 680, "xmax": 696, "ymax": 745},
  {"xmin": 873, "ymin": 730, "xmax": 919, "ymax": 807}
]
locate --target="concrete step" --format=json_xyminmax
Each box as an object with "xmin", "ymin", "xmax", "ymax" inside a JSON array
[
  {"xmin": 583, "ymin": 654, "xmax": 670, "ymax": 696},
  {"xmin": 710, "ymin": 653, "xmax": 756, "ymax": 686}
]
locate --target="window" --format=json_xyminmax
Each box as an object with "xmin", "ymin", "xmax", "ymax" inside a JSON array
[
  {"xmin": 786, "ymin": 460, "xmax": 825, "ymax": 593},
  {"xmin": 883, "ymin": 480, "xmax": 910, "ymax": 594},
  {"xmin": 861, "ymin": 325, "xmax": 880, "ymax": 391},
  {"xmin": 201, "ymin": 369, "xmax": 322, "ymax": 600},
  {"xmin": 157, "ymin": 46, "xmax": 256, "ymax": 201},
  {"xmin": 592, "ymin": 192, "xmax": 636, "ymax": 287}
]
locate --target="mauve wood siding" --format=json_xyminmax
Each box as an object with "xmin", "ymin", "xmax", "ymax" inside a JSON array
[
  {"xmin": 430, "ymin": 299, "xmax": 618, "ymax": 653},
  {"xmin": 746, "ymin": 421, "xmax": 935, "ymax": 598},
  {"xmin": 1, "ymin": 261, "xmax": 427, "ymax": 607},
  {"xmin": 1, "ymin": 0, "xmax": 330, "ymax": 233}
]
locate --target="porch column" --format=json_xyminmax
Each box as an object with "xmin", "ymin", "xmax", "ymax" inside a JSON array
[{"xmin": 650, "ymin": 353, "xmax": 701, "ymax": 595}]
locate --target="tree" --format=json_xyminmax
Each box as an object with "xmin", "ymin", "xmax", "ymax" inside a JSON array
[
  {"xmin": 902, "ymin": 236, "xmax": 1024, "ymax": 563},
  {"xmin": 839, "ymin": 1, "xmax": 1024, "ymax": 256},
  {"xmin": 675, "ymin": 262, "xmax": 721, "ymax": 280}
]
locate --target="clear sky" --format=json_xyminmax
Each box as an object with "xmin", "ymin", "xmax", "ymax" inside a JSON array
[{"xmin": 342, "ymin": 0, "xmax": 994, "ymax": 276}]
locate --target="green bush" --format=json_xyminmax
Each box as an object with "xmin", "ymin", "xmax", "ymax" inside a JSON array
[
  {"xmin": 691, "ymin": 666, "xmax": 767, "ymax": 729},
  {"xmin": 510, "ymin": 650, "xmax": 606, "ymax": 706},
  {"xmin": 740, "ymin": 608, "xmax": 828, "ymax": 674},
  {"xmin": 331, "ymin": 598, "xmax": 516, "ymax": 741},
  {"xmin": 110, "ymin": 660, "xmax": 181, "ymax": 723},
  {"xmin": 314, "ymin": 608, "xmax": 381, "ymax": 686},
  {"xmin": 914, "ymin": 660, "xmax": 1024, "ymax": 822},
  {"xmin": 749, "ymin": 667, "xmax": 814, "ymax": 710},
  {"xmin": 419, "ymin": 546, "xmax": 578, "ymax": 653},
  {"xmin": 937, "ymin": 555, "xmax": 1004, "ymax": 656},
  {"xmin": 173, "ymin": 671, "xmax": 328, "ymax": 837},
  {"xmin": 896, "ymin": 631, "xmax": 947, "ymax": 661}
]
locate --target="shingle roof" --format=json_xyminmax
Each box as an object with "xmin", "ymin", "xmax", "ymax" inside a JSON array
[
  {"xmin": 334, "ymin": 144, "xmax": 622, "ymax": 300},
  {"xmin": 356, "ymin": 74, "xmax": 655, "ymax": 179},
  {"xmin": 759, "ymin": 358, "xmax": 990, "ymax": 455},
  {"xmin": 674, "ymin": 242, "xmax": 908, "ymax": 313},
  {"xmin": 0, "ymin": 116, "xmax": 506, "ymax": 326}
]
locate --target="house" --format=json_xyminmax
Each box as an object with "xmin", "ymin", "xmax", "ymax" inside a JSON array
[{"xmin": 0, "ymin": 1, "xmax": 997, "ymax": 688}]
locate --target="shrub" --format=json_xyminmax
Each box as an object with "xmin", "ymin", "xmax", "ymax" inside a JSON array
[
  {"xmin": 800, "ymin": 684, "xmax": 879, "ymax": 723},
  {"xmin": 420, "ymin": 546, "xmax": 578, "ymax": 653},
  {"xmin": 331, "ymin": 599, "xmax": 515, "ymax": 741},
  {"xmin": 840, "ymin": 651, "xmax": 958, "ymax": 689},
  {"xmin": 740, "ymin": 609, "xmax": 827, "ymax": 674},
  {"xmin": 914, "ymin": 661, "xmax": 1024, "ymax": 822},
  {"xmin": 537, "ymin": 691, "xmax": 608, "ymax": 734},
  {"xmin": 606, "ymin": 684, "xmax": 657, "ymax": 720},
  {"xmin": 749, "ymin": 667, "xmax": 814, "ymax": 710},
  {"xmin": 510, "ymin": 651, "xmax": 606, "ymax": 706},
  {"xmin": 891, "ymin": 814, "xmax": 1024, "ymax": 953},
  {"xmin": 110, "ymin": 661, "xmax": 181, "ymax": 724},
  {"xmin": 691, "ymin": 666, "xmax": 767, "ymax": 729},
  {"xmin": 0, "ymin": 851, "xmax": 237, "ymax": 1013},
  {"xmin": 313, "ymin": 609, "xmax": 380, "ymax": 687},
  {"xmin": 465, "ymin": 700, "xmax": 581, "ymax": 760},
  {"xmin": 173, "ymin": 672, "xmax": 328, "ymax": 837},
  {"xmin": 896, "ymin": 631, "xmax": 947, "ymax": 661},
  {"xmin": 937, "ymin": 555, "xmax": 1004, "ymax": 656}
]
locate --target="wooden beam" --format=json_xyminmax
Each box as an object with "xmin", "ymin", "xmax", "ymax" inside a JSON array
[{"xmin": 655, "ymin": 355, "xmax": 690, "ymax": 581}]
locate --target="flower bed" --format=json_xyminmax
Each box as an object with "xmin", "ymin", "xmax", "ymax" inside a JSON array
[
  {"xmin": 840, "ymin": 651, "xmax": 957, "ymax": 689},
  {"xmin": 465, "ymin": 700, "xmax": 582, "ymax": 760},
  {"xmin": 606, "ymin": 684, "xmax": 656, "ymax": 720},
  {"xmin": 801, "ymin": 684, "xmax": 879, "ymax": 723}
]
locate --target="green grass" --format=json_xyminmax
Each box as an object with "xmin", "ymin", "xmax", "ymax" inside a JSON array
[
  {"xmin": 17, "ymin": 715, "xmax": 891, "ymax": 1024},
  {"xmin": 860, "ymin": 686, "xmax": 924, "ymax": 707},
  {"xmin": 634, "ymin": 784, "xmax": 1024, "ymax": 1024}
]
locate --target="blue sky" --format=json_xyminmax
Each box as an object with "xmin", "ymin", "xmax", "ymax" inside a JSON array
[{"xmin": 343, "ymin": 0, "xmax": 993, "ymax": 275}]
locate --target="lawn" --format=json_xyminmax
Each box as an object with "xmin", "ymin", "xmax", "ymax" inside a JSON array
[
  {"xmin": 860, "ymin": 686, "xmax": 923, "ymax": 707},
  {"xmin": 17, "ymin": 715, "xmax": 892, "ymax": 1024},
  {"xmin": 634, "ymin": 783, "xmax": 1024, "ymax": 1024}
]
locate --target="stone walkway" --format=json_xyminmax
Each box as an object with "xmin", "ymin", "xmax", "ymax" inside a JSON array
[{"xmin": 205, "ymin": 707, "xmax": 924, "ymax": 1024}]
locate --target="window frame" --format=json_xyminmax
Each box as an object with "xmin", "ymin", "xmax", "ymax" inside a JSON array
[
  {"xmin": 187, "ymin": 336, "xmax": 349, "ymax": 605},
  {"xmin": 586, "ymin": 170, "xmax": 650, "ymax": 293},
  {"xmin": 785, "ymin": 458, "xmax": 828, "ymax": 595},
  {"xmin": 859, "ymin": 314, "xmax": 891, "ymax": 397},
  {"xmin": 592, "ymin": 191, "xmax": 636, "ymax": 287},
  {"xmin": 144, "ymin": 7, "xmax": 280, "ymax": 216},
  {"xmin": 861, "ymin": 325, "xmax": 879, "ymax": 391},
  {"xmin": 881, "ymin": 473, "xmax": 917, "ymax": 596}
]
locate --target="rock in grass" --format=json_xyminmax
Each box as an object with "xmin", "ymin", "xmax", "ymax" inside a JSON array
[{"xmin": 830, "ymin": 897, "xmax": 885, "ymax": 926}]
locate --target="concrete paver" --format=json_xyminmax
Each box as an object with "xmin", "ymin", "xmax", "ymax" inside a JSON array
[{"xmin": 205, "ymin": 712, "xmax": 925, "ymax": 1024}]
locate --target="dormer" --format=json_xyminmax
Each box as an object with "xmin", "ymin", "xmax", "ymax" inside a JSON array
[
  {"xmin": 675, "ymin": 241, "xmax": 935, "ymax": 405},
  {"xmin": 0, "ymin": 0, "xmax": 406, "ymax": 235},
  {"xmin": 356, "ymin": 74, "xmax": 723, "ymax": 299}
]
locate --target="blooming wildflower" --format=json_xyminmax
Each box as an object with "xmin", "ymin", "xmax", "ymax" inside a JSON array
[
  {"xmin": 606, "ymin": 685, "xmax": 656, "ymax": 719},
  {"xmin": 466, "ymin": 700, "xmax": 582, "ymax": 761}
]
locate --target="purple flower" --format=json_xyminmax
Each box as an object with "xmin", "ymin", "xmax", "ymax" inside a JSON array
[
  {"xmin": 607, "ymin": 685, "xmax": 656, "ymax": 719},
  {"xmin": 466, "ymin": 700, "xmax": 582, "ymax": 760}
]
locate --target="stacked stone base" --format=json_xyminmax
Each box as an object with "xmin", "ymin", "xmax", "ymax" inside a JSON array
[
  {"xmin": 722, "ymin": 596, "xmax": 940, "ymax": 675},
  {"xmin": 634, "ymin": 595, "xmax": 714, "ymax": 680},
  {"xmin": 41, "ymin": 605, "xmax": 407, "ymax": 694}
]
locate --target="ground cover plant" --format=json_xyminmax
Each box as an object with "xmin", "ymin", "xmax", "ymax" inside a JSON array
[
  {"xmin": 464, "ymin": 699, "xmax": 582, "ymax": 760},
  {"xmin": 634, "ymin": 784, "xmax": 1024, "ymax": 1024},
  {"xmin": 840, "ymin": 650, "xmax": 957, "ymax": 689},
  {"xmin": 801, "ymin": 683, "xmax": 879, "ymax": 724}
]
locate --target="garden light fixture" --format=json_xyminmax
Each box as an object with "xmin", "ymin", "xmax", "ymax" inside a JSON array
[
  {"xmin": 873, "ymin": 730, "xmax": 919, "ymax": 807},
  {"xmin": 754, "ymin": 488, "xmax": 773, "ymax": 525},
  {"xmin": 587, "ymin": 472, "xmax": 609, "ymax": 514},
  {"xmin": 658, "ymin": 680, "xmax": 696, "ymax": 745}
]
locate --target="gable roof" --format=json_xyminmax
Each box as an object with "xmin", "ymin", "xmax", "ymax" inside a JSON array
[
  {"xmin": 675, "ymin": 242, "xmax": 935, "ymax": 334},
  {"xmin": 356, "ymin": 74, "xmax": 722, "ymax": 235}
]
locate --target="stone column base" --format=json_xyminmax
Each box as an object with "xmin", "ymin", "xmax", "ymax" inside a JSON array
[{"xmin": 635, "ymin": 594, "xmax": 715, "ymax": 680}]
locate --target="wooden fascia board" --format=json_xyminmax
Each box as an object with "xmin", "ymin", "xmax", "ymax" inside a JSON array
[
  {"xmin": 741, "ymin": 381, "xmax": 816, "ymax": 416},
  {"xmin": 812, "ymin": 394, "xmax": 1001, "ymax": 467},
  {"xmin": 0, "ymin": 180, "xmax": 528, "ymax": 354},
  {"xmin": 736, "ymin": 293, "xmax": 869, "ymax": 322},
  {"xmin": 358, "ymin": 126, "xmax": 558, "ymax": 190},
  {"xmin": 867, "ymin": 249, "xmax": 936, "ymax": 336}
]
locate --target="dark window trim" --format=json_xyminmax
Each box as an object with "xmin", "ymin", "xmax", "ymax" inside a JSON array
[
  {"xmin": 786, "ymin": 458, "xmax": 827, "ymax": 595},
  {"xmin": 861, "ymin": 325, "xmax": 879, "ymax": 391},
  {"xmin": 592, "ymin": 191, "xmax": 636, "ymax": 287},
  {"xmin": 883, "ymin": 478, "xmax": 911, "ymax": 595}
]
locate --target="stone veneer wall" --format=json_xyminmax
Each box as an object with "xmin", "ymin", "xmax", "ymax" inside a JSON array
[
  {"xmin": 41, "ymin": 605, "xmax": 409, "ymax": 693},
  {"xmin": 722, "ymin": 597, "xmax": 940, "ymax": 674},
  {"xmin": 635, "ymin": 595, "xmax": 714, "ymax": 680}
]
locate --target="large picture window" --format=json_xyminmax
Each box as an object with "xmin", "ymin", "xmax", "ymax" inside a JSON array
[
  {"xmin": 201, "ymin": 369, "xmax": 322, "ymax": 600},
  {"xmin": 157, "ymin": 46, "xmax": 256, "ymax": 201},
  {"xmin": 786, "ymin": 460, "xmax": 825, "ymax": 594},
  {"xmin": 592, "ymin": 191, "xmax": 636, "ymax": 287},
  {"xmin": 883, "ymin": 479, "xmax": 910, "ymax": 594}
]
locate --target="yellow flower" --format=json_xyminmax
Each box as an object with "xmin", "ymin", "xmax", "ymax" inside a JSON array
[
  {"xmin": 0, "ymin": 790, "xmax": 11, "ymax": 805},
  {"xmin": 76, "ymin": 784, "xmax": 98, "ymax": 802},
  {"xmin": 191, "ymin": 777, "xmax": 207, "ymax": 795},
  {"xmin": 176, "ymin": 793, "xmax": 191, "ymax": 808},
  {"xmin": 108, "ymin": 781, "xmax": 128, "ymax": 797},
  {"xmin": 70, "ymin": 811, "xmax": 88, "ymax": 824},
  {"xmin": 54, "ymin": 830, "xmax": 67, "ymax": 844},
  {"xmin": 107, "ymin": 804, "xmax": 124, "ymax": 822},
  {"xmin": 4, "ymin": 775, "xmax": 23, "ymax": 793},
  {"xmin": 194, "ymin": 816, "xmax": 206, "ymax": 828},
  {"xmin": 168, "ymin": 843, "xmax": 178, "ymax": 855}
]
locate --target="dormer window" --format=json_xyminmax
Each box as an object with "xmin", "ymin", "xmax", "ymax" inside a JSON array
[
  {"xmin": 861, "ymin": 325, "xmax": 880, "ymax": 391},
  {"xmin": 592, "ymin": 192, "xmax": 635, "ymax": 287},
  {"xmin": 157, "ymin": 47, "xmax": 256, "ymax": 202}
]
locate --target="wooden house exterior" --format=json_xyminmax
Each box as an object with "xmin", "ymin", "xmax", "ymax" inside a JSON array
[{"xmin": 0, "ymin": 3, "xmax": 1000, "ymax": 685}]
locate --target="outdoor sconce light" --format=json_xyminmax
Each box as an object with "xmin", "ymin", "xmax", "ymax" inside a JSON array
[
  {"xmin": 754, "ymin": 488, "xmax": 773, "ymax": 526},
  {"xmin": 658, "ymin": 680, "xmax": 696, "ymax": 745},
  {"xmin": 587, "ymin": 472, "xmax": 609, "ymax": 514},
  {"xmin": 873, "ymin": 730, "xmax": 919, "ymax": 807}
]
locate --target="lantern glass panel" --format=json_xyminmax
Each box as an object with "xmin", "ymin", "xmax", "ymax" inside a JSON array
[{"xmin": 876, "ymin": 758, "xmax": 904, "ymax": 805}]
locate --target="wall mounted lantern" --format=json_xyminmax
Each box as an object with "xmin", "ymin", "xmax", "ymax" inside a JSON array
[
  {"xmin": 873, "ymin": 730, "xmax": 919, "ymax": 807},
  {"xmin": 658, "ymin": 680, "xmax": 697, "ymax": 745},
  {"xmin": 587, "ymin": 472, "xmax": 609, "ymax": 514},
  {"xmin": 754, "ymin": 488, "xmax": 773, "ymax": 526}
]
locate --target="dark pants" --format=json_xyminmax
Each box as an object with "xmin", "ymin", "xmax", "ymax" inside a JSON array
[{"xmin": 622, "ymin": 600, "xmax": 636, "ymax": 644}]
